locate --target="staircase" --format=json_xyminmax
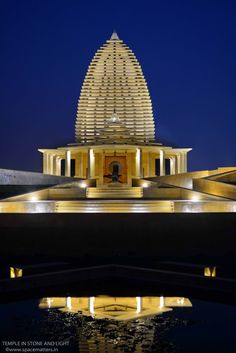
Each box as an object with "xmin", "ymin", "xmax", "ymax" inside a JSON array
[
  {"xmin": 86, "ymin": 186, "xmax": 143, "ymax": 199},
  {"xmin": 55, "ymin": 200, "xmax": 174, "ymax": 213}
]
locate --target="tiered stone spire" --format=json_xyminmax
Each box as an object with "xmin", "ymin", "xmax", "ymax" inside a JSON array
[
  {"xmin": 75, "ymin": 31, "xmax": 155, "ymax": 143},
  {"xmin": 110, "ymin": 31, "xmax": 119, "ymax": 40}
]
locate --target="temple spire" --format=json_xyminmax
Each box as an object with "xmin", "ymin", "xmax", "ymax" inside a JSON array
[
  {"xmin": 110, "ymin": 30, "xmax": 119, "ymax": 40},
  {"xmin": 75, "ymin": 32, "xmax": 155, "ymax": 143}
]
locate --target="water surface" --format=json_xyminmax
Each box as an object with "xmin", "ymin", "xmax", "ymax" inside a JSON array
[{"xmin": 0, "ymin": 297, "xmax": 235, "ymax": 353}]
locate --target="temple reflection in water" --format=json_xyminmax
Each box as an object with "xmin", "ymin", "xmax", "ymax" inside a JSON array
[
  {"xmin": 39, "ymin": 295, "xmax": 192, "ymax": 352},
  {"xmin": 39, "ymin": 295, "xmax": 192, "ymax": 321}
]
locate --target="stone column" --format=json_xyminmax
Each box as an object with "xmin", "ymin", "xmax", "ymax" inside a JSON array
[
  {"xmin": 182, "ymin": 152, "xmax": 187, "ymax": 172},
  {"xmin": 148, "ymin": 152, "xmax": 152, "ymax": 177},
  {"xmin": 90, "ymin": 149, "xmax": 95, "ymax": 178},
  {"xmin": 160, "ymin": 150, "xmax": 165, "ymax": 176},
  {"xmin": 56, "ymin": 157, "xmax": 61, "ymax": 176},
  {"xmin": 87, "ymin": 149, "xmax": 90, "ymax": 178},
  {"xmin": 43, "ymin": 153, "xmax": 49, "ymax": 174},
  {"xmin": 98, "ymin": 152, "xmax": 104, "ymax": 185},
  {"xmin": 127, "ymin": 151, "xmax": 132, "ymax": 185},
  {"xmin": 180, "ymin": 153, "xmax": 184, "ymax": 173},
  {"xmin": 135, "ymin": 148, "xmax": 141, "ymax": 178},
  {"xmin": 140, "ymin": 149, "xmax": 143, "ymax": 178},
  {"xmin": 46, "ymin": 154, "xmax": 50, "ymax": 174},
  {"xmin": 170, "ymin": 157, "xmax": 176, "ymax": 175},
  {"xmin": 76, "ymin": 153, "xmax": 82, "ymax": 178},
  {"xmin": 177, "ymin": 154, "xmax": 181, "ymax": 174},
  {"xmin": 80, "ymin": 152, "xmax": 84, "ymax": 178},
  {"xmin": 88, "ymin": 149, "xmax": 94, "ymax": 178},
  {"xmin": 144, "ymin": 152, "xmax": 149, "ymax": 178},
  {"xmin": 65, "ymin": 150, "xmax": 71, "ymax": 177},
  {"xmin": 179, "ymin": 152, "xmax": 187, "ymax": 173},
  {"xmin": 49, "ymin": 154, "xmax": 54, "ymax": 175},
  {"xmin": 53, "ymin": 155, "xmax": 58, "ymax": 175}
]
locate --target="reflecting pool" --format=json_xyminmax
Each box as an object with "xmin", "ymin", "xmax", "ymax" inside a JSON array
[{"xmin": 0, "ymin": 296, "xmax": 235, "ymax": 353}]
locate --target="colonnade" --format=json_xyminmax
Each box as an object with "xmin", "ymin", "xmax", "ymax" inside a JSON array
[
  {"xmin": 42, "ymin": 148, "xmax": 188, "ymax": 179},
  {"xmin": 135, "ymin": 148, "xmax": 187, "ymax": 177},
  {"xmin": 43, "ymin": 154, "xmax": 63, "ymax": 176}
]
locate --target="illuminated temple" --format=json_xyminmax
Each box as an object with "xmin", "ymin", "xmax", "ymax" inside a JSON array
[{"xmin": 0, "ymin": 31, "xmax": 236, "ymax": 213}]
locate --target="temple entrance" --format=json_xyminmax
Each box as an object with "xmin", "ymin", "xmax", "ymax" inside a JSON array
[
  {"xmin": 103, "ymin": 156, "xmax": 127, "ymax": 184},
  {"xmin": 109, "ymin": 161, "xmax": 121, "ymax": 182}
]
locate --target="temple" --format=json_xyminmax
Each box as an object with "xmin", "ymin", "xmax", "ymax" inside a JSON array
[
  {"xmin": 0, "ymin": 31, "xmax": 236, "ymax": 213},
  {"xmin": 39, "ymin": 31, "xmax": 190, "ymax": 184}
]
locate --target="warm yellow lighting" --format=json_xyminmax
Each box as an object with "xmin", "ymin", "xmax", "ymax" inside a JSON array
[
  {"xmin": 142, "ymin": 183, "xmax": 149, "ymax": 188},
  {"xmin": 39, "ymin": 296, "xmax": 192, "ymax": 321},
  {"xmin": 135, "ymin": 148, "xmax": 141, "ymax": 177},
  {"xmin": 204, "ymin": 267, "xmax": 211, "ymax": 276},
  {"xmin": 75, "ymin": 33, "xmax": 155, "ymax": 143},
  {"xmin": 211, "ymin": 266, "xmax": 216, "ymax": 277},
  {"xmin": 89, "ymin": 149, "xmax": 95, "ymax": 177},
  {"xmin": 177, "ymin": 298, "xmax": 185, "ymax": 305},
  {"xmin": 89, "ymin": 296, "xmax": 95, "ymax": 314},
  {"xmin": 80, "ymin": 182, "xmax": 87, "ymax": 188},
  {"xmin": 136, "ymin": 296, "xmax": 142, "ymax": 313},
  {"xmin": 30, "ymin": 196, "xmax": 38, "ymax": 202},
  {"xmin": 159, "ymin": 296, "xmax": 165, "ymax": 308},
  {"xmin": 47, "ymin": 297, "xmax": 53, "ymax": 308},
  {"xmin": 132, "ymin": 205, "xmax": 146, "ymax": 213},
  {"xmin": 66, "ymin": 296, "xmax": 72, "ymax": 309},
  {"xmin": 191, "ymin": 195, "xmax": 199, "ymax": 202},
  {"xmin": 10, "ymin": 267, "xmax": 23, "ymax": 278},
  {"xmin": 204, "ymin": 266, "xmax": 216, "ymax": 277}
]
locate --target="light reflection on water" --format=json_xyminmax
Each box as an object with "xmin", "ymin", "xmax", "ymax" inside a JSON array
[
  {"xmin": 38, "ymin": 296, "xmax": 192, "ymax": 353},
  {"xmin": 0, "ymin": 296, "xmax": 236, "ymax": 353},
  {"xmin": 39, "ymin": 296, "xmax": 192, "ymax": 321}
]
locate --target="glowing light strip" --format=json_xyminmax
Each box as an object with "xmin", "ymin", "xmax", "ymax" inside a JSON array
[
  {"xmin": 136, "ymin": 296, "xmax": 142, "ymax": 313},
  {"xmin": 89, "ymin": 296, "xmax": 95, "ymax": 314}
]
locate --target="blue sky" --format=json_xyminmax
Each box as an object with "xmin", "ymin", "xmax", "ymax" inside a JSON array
[{"xmin": 0, "ymin": 0, "xmax": 235, "ymax": 172}]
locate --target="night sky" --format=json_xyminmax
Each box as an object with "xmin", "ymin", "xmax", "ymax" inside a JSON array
[{"xmin": 0, "ymin": 0, "xmax": 235, "ymax": 172}]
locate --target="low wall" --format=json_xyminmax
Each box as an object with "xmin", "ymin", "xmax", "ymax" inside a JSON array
[
  {"xmin": 0, "ymin": 169, "xmax": 76, "ymax": 185},
  {"xmin": 135, "ymin": 179, "xmax": 222, "ymax": 201},
  {"xmin": 0, "ymin": 213, "xmax": 235, "ymax": 260},
  {"xmin": 180, "ymin": 188, "xmax": 222, "ymax": 201},
  {"xmin": 147, "ymin": 167, "xmax": 236, "ymax": 189},
  {"xmin": 208, "ymin": 170, "xmax": 236, "ymax": 183},
  {"xmin": 147, "ymin": 171, "xmax": 211, "ymax": 188},
  {"xmin": 1, "ymin": 188, "xmax": 51, "ymax": 202},
  {"xmin": 143, "ymin": 187, "xmax": 181, "ymax": 199},
  {"xmin": 193, "ymin": 179, "xmax": 236, "ymax": 200},
  {"xmin": 142, "ymin": 187, "xmax": 220, "ymax": 200},
  {"xmin": 48, "ymin": 188, "xmax": 86, "ymax": 200},
  {"xmin": 0, "ymin": 181, "xmax": 92, "ymax": 202},
  {"xmin": 0, "ymin": 199, "xmax": 236, "ymax": 213},
  {"xmin": 0, "ymin": 201, "xmax": 55, "ymax": 213}
]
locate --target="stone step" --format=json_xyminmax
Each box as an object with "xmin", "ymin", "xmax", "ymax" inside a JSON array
[
  {"xmin": 86, "ymin": 186, "xmax": 143, "ymax": 199},
  {"xmin": 55, "ymin": 200, "xmax": 174, "ymax": 213}
]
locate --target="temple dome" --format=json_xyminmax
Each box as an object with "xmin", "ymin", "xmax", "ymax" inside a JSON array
[{"xmin": 75, "ymin": 31, "xmax": 155, "ymax": 143}]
